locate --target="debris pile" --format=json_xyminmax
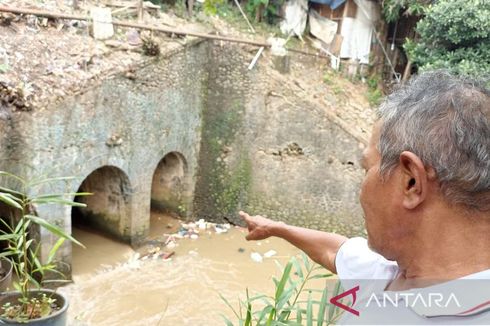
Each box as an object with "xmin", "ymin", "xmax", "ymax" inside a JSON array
[
  {"xmin": 0, "ymin": 81, "xmax": 33, "ymax": 110},
  {"xmin": 131, "ymin": 218, "xmax": 233, "ymax": 266},
  {"xmin": 141, "ymin": 33, "xmax": 160, "ymax": 56},
  {"xmin": 166, "ymin": 218, "xmax": 232, "ymax": 245}
]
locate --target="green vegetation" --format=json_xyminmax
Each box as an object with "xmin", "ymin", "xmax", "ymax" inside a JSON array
[
  {"xmin": 210, "ymin": 1, "xmax": 283, "ymax": 35},
  {"xmin": 366, "ymin": 76, "xmax": 383, "ymax": 107},
  {"xmin": 246, "ymin": 0, "xmax": 284, "ymax": 24},
  {"xmin": 405, "ymin": 0, "xmax": 490, "ymax": 80},
  {"xmin": 221, "ymin": 253, "xmax": 345, "ymax": 325},
  {"xmin": 382, "ymin": 0, "xmax": 490, "ymax": 80},
  {"xmin": 201, "ymin": 0, "xmax": 284, "ymax": 24},
  {"xmin": 204, "ymin": 0, "xmax": 226, "ymax": 15},
  {"xmin": 323, "ymin": 69, "xmax": 345, "ymax": 96},
  {"xmin": 214, "ymin": 157, "xmax": 252, "ymax": 215},
  {"xmin": 0, "ymin": 172, "xmax": 87, "ymax": 322},
  {"xmin": 198, "ymin": 89, "xmax": 252, "ymax": 218},
  {"xmin": 322, "ymin": 70, "xmax": 337, "ymax": 86},
  {"xmin": 382, "ymin": 0, "xmax": 426, "ymax": 23}
]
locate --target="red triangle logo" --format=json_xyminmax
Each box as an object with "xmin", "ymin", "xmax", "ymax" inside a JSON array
[{"xmin": 329, "ymin": 285, "xmax": 360, "ymax": 316}]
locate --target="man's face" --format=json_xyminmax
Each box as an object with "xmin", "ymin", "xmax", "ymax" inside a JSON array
[{"xmin": 359, "ymin": 122, "xmax": 407, "ymax": 259}]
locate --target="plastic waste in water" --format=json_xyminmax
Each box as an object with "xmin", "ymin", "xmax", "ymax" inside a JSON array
[
  {"xmin": 250, "ymin": 252, "xmax": 263, "ymax": 263},
  {"xmin": 263, "ymin": 250, "xmax": 277, "ymax": 258}
]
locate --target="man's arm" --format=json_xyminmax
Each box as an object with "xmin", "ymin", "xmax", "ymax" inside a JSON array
[{"xmin": 239, "ymin": 211, "xmax": 348, "ymax": 273}]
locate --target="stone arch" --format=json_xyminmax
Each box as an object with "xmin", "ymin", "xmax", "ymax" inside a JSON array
[
  {"xmin": 151, "ymin": 152, "xmax": 190, "ymax": 216},
  {"xmin": 72, "ymin": 166, "xmax": 132, "ymax": 241}
]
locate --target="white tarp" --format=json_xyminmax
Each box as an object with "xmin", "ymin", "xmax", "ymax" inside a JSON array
[
  {"xmin": 280, "ymin": 0, "xmax": 308, "ymax": 37},
  {"xmin": 339, "ymin": 0, "xmax": 378, "ymax": 64},
  {"xmin": 309, "ymin": 9, "xmax": 338, "ymax": 45}
]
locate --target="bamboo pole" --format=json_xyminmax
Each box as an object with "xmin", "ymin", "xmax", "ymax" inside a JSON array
[
  {"xmin": 0, "ymin": 5, "xmax": 269, "ymax": 46},
  {"xmin": 0, "ymin": 5, "xmax": 330, "ymax": 59}
]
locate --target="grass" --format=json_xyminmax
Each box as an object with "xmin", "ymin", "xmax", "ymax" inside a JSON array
[{"xmin": 323, "ymin": 70, "xmax": 346, "ymax": 96}]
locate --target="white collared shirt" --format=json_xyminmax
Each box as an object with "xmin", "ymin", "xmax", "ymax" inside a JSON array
[{"xmin": 334, "ymin": 237, "xmax": 490, "ymax": 325}]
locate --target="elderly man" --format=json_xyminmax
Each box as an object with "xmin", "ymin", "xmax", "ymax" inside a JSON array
[{"xmin": 240, "ymin": 71, "xmax": 490, "ymax": 324}]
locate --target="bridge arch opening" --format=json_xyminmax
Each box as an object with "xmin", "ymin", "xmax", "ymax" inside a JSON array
[
  {"xmin": 72, "ymin": 166, "xmax": 132, "ymax": 241},
  {"xmin": 151, "ymin": 152, "xmax": 189, "ymax": 218},
  {"xmin": 70, "ymin": 166, "xmax": 135, "ymax": 275}
]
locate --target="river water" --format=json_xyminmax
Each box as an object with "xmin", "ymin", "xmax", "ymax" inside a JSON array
[{"xmin": 60, "ymin": 212, "xmax": 308, "ymax": 325}]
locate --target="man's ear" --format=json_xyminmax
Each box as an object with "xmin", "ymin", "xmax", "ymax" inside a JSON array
[{"xmin": 399, "ymin": 151, "xmax": 428, "ymax": 210}]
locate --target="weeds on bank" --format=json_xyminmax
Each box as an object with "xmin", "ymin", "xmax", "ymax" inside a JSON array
[
  {"xmin": 221, "ymin": 253, "xmax": 344, "ymax": 325},
  {"xmin": 322, "ymin": 70, "xmax": 337, "ymax": 86},
  {"xmin": 366, "ymin": 76, "xmax": 383, "ymax": 107},
  {"xmin": 205, "ymin": 1, "xmax": 282, "ymax": 36},
  {"xmin": 323, "ymin": 70, "xmax": 346, "ymax": 97}
]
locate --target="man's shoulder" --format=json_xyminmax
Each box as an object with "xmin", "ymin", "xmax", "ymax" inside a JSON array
[{"xmin": 335, "ymin": 237, "xmax": 398, "ymax": 280}]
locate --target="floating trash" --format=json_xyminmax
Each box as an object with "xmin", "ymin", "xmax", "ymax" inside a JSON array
[
  {"xmin": 161, "ymin": 251, "xmax": 175, "ymax": 261},
  {"xmin": 214, "ymin": 223, "xmax": 231, "ymax": 234},
  {"xmin": 250, "ymin": 252, "xmax": 263, "ymax": 263},
  {"xmin": 159, "ymin": 219, "xmax": 238, "ymax": 250},
  {"xmin": 263, "ymin": 250, "xmax": 277, "ymax": 258},
  {"xmin": 126, "ymin": 253, "xmax": 141, "ymax": 269},
  {"xmin": 197, "ymin": 219, "xmax": 207, "ymax": 230}
]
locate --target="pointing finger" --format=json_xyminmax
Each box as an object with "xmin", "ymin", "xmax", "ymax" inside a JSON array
[{"xmin": 239, "ymin": 211, "xmax": 250, "ymax": 222}]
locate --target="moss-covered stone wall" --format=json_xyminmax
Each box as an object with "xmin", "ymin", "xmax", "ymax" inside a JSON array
[
  {"xmin": 193, "ymin": 45, "xmax": 365, "ymax": 237},
  {"xmin": 193, "ymin": 44, "xmax": 254, "ymax": 220}
]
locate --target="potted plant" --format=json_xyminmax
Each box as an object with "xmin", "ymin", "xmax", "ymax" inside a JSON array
[
  {"xmin": 0, "ymin": 257, "xmax": 12, "ymax": 292},
  {"xmin": 0, "ymin": 171, "xmax": 87, "ymax": 325}
]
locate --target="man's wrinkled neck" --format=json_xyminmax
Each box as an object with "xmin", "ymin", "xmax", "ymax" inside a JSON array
[{"xmin": 390, "ymin": 205, "xmax": 490, "ymax": 290}]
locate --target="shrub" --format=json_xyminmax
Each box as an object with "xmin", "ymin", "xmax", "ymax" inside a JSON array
[{"xmin": 405, "ymin": 0, "xmax": 490, "ymax": 80}]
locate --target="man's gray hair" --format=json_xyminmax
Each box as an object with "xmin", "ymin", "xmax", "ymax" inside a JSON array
[{"xmin": 377, "ymin": 70, "xmax": 490, "ymax": 211}]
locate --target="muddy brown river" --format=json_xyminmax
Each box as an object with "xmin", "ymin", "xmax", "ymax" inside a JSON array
[{"xmin": 60, "ymin": 212, "xmax": 314, "ymax": 325}]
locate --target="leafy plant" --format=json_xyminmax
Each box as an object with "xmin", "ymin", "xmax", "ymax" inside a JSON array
[
  {"xmin": 366, "ymin": 75, "xmax": 384, "ymax": 107},
  {"xmin": 1, "ymin": 293, "xmax": 55, "ymax": 321},
  {"xmin": 0, "ymin": 171, "xmax": 87, "ymax": 322},
  {"xmin": 381, "ymin": 0, "xmax": 427, "ymax": 23},
  {"xmin": 403, "ymin": 0, "xmax": 490, "ymax": 80},
  {"xmin": 204, "ymin": 0, "xmax": 225, "ymax": 15},
  {"xmin": 221, "ymin": 253, "xmax": 345, "ymax": 325},
  {"xmin": 246, "ymin": 0, "xmax": 284, "ymax": 24}
]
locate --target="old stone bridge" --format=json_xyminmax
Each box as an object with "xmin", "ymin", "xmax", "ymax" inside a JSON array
[{"xmin": 0, "ymin": 38, "xmax": 372, "ymax": 275}]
